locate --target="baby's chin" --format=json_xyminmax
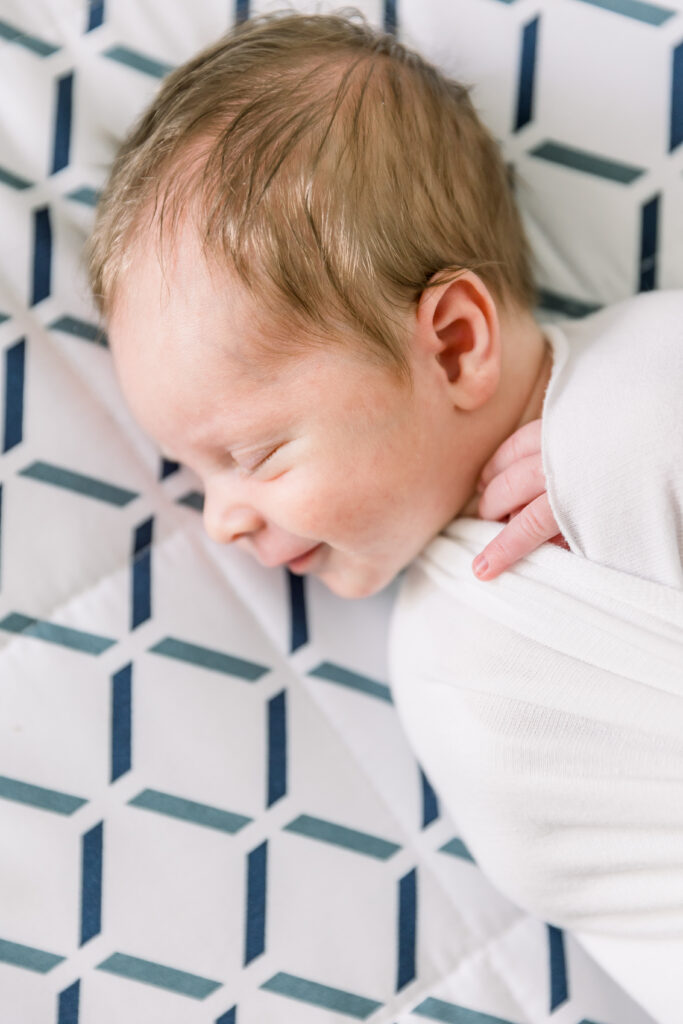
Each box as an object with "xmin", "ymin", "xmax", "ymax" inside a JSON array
[{"xmin": 316, "ymin": 557, "xmax": 405, "ymax": 601}]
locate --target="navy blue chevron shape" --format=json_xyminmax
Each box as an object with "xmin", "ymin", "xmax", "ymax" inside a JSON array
[
  {"xmin": 80, "ymin": 822, "xmax": 103, "ymax": 945},
  {"xmin": 3, "ymin": 337, "xmax": 25, "ymax": 451},
  {"xmin": 397, "ymin": 868, "xmax": 417, "ymax": 991},
  {"xmin": 111, "ymin": 663, "xmax": 132, "ymax": 782},
  {"xmin": 234, "ymin": 0, "xmax": 399, "ymax": 32},
  {"xmin": 160, "ymin": 455, "xmax": 180, "ymax": 479},
  {"xmin": 287, "ymin": 570, "xmax": 308, "ymax": 651},
  {"xmin": 32, "ymin": 207, "xmax": 51, "ymax": 305},
  {"xmin": 639, "ymin": 193, "xmax": 659, "ymax": 290},
  {"xmin": 244, "ymin": 840, "xmax": 267, "ymax": 965},
  {"xmin": 86, "ymin": 0, "xmax": 105, "ymax": 33},
  {"xmin": 216, "ymin": 1008, "xmax": 237, "ymax": 1024},
  {"xmin": 58, "ymin": 979, "xmax": 80, "ymax": 1024},
  {"xmin": 51, "ymin": 73, "xmax": 73, "ymax": 175},
  {"xmin": 420, "ymin": 767, "xmax": 439, "ymax": 828},
  {"xmin": 547, "ymin": 924, "xmax": 569, "ymax": 1010},
  {"xmin": 672, "ymin": 40, "xmax": 683, "ymax": 150},
  {"xmin": 131, "ymin": 518, "xmax": 153, "ymax": 629},
  {"xmin": 385, "ymin": 0, "xmax": 398, "ymax": 34},
  {"xmin": 515, "ymin": 16, "xmax": 539, "ymax": 130},
  {"xmin": 267, "ymin": 689, "xmax": 287, "ymax": 806}
]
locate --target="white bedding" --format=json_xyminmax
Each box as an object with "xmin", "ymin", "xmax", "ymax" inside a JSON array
[{"xmin": 1, "ymin": 0, "xmax": 681, "ymax": 1021}]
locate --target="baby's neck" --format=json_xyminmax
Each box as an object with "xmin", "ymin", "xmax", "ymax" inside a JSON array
[
  {"xmin": 458, "ymin": 328, "xmax": 554, "ymax": 520},
  {"xmin": 515, "ymin": 334, "xmax": 554, "ymax": 429}
]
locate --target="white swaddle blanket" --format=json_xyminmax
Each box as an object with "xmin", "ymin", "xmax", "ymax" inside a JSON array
[
  {"xmin": 388, "ymin": 523, "xmax": 683, "ymax": 1023},
  {"xmin": 388, "ymin": 292, "xmax": 683, "ymax": 1023}
]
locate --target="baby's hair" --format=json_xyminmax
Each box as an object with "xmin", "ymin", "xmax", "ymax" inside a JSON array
[{"xmin": 87, "ymin": 6, "xmax": 537, "ymax": 388}]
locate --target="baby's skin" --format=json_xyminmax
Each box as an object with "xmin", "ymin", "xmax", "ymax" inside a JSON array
[{"xmin": 472, "ymin": 418, "xmax": 570, "ymax": 580}]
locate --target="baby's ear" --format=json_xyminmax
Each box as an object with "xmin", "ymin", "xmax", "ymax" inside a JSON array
[{"xmin": 418, "ymin": 272, "xmax": 501, "ymax": 408}]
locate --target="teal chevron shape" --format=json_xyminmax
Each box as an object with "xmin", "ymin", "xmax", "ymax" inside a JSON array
[
  {"xmin": 49, "ymin": 316, "xmax": 106, "ymax": 344},
  {"xmin": 102, "ymin": 45, "xmax": 173, "ymax": 78},
  {"xmin": 177, "ymin": 490, "xmax": 203, "ymax": 510},
  {"xmin": 261, "ymin": 972, "xmax": 383, "ymax": 1019},
  {"xmin": 19, "ymin": 461, "xmax": 138, "ymax": 505},
  {"xmin": 529, "ymin": 140, "xmax": 644, "ymax": 183},
  {"xmin": 439, "ymin": 837, "xmax": 475, "ymax": 863},
  {"xmin": 148, "ymin": 636, "xmax": 270, "ymax": 680},
  {"xmin": 307, "ymin": 661, "xmax": 392, "ymax": 702},
  {"xmin": 97, "ymin": 952, "xmax": 221, "ymax": 998},
  {"xmin": 0, "ymin": 938, "xmax": 65, "ymax": 973},
  {"xmin": 128, "ymin": 788, "xmax": 252, "ymax": 833},
  {"xmin": 0, "ymin": 313, "xmax": 9, "ymax": 324},
  {"xmin": 536, "ymin": 289, "xmax": 602, "ymax": 318},
  {"xmin": 0, "ymin": 775, "xmax": 87, "ymax": 814},
  {"xmin": 0, "ymin": 612, "xmax": 116, "ymax": 654},
  {"xmin": 573, "ymin": 0, "xmax": 676, "ymax": 26},
  {"xmin": 0, "ymin": 19, "xmax": 59, "ymax": 56},
  {"xmin": 0, "ymin": 167, "xmax": 33, "ymax": 190},
  {"xmin": 284, "ymin": 813, "xmax": 401, "ymax": 859},
  {"xmin": 413, "ymin": 998, "xmax": 517, "ymax": 1023},
  {"xmin": 66, "ymin": 185, "xmax": 101, "ymax": 206}
]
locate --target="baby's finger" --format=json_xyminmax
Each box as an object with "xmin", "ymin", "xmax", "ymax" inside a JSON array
[
  {"xmin": 472, "ymin": 492, "xmax": 557, "ymax": 580},
  {"xmin": 477, "ymin": 418, "xmax": 542, "ymax": 491},
  {"xmin": 478, "ymin": 452, "xmax": 546, "ymax": 522}
]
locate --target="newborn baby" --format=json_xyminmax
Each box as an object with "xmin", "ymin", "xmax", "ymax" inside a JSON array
[{"xmin": 87, "ymin": 11, "xmax": 683, "ymax": 1023}]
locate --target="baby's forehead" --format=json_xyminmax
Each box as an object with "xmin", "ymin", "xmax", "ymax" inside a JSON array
[{"xmin": 110, "ymin": 235, "xmax": 299, "ymax": 388}]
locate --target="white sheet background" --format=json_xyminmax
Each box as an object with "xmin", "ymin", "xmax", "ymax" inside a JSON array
[{"xmin": 0, "ymin": 1, "xmax": 681, "ymax": 1022}]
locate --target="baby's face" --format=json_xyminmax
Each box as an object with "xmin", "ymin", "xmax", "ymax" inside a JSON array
[{"xmin": 108, "ymin": 225, "xmax": 475, "ymax": 599}]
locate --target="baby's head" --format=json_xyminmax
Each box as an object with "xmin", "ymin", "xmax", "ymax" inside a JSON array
[{"xmin": 88, "ymin": 9, "xmax": 541, "ymax": 599}]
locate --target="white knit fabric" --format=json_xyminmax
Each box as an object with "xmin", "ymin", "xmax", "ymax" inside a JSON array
[
  {"xmin": 542, "ymin": 289, "xmax": 683, "ymax": 590},
  {"xmin": 388, "ymin": 292, "xmax": 683, "ymax": 1024}
]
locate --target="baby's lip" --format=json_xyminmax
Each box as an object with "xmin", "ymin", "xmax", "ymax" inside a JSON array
[
  {"xmin": 262, "ymin": 544, "xmax": 321, "ymax": 569},
  {"xmin": 285, "ymin": 544, "xmax": 323, "ymax": 572}
]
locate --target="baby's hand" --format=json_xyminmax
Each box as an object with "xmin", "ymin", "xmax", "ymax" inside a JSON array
[{"xmin": 472, "ymin": 419, "xmax": 569, "ymax": 581}]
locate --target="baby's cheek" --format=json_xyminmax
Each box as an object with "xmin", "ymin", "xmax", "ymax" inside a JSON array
[{"xmin": 289, "ymin": 475, "xmax": 386, "ymax": 544}]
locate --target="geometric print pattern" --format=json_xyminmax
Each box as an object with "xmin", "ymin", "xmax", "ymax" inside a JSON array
[{"xmin": 1, "ymin": 0, "xmax": 680, "ymax": 1021}]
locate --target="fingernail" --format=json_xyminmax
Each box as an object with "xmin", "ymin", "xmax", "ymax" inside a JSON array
[{"xmin": 473, "ymin": 555, "xmax": 489, "ymax": 578}]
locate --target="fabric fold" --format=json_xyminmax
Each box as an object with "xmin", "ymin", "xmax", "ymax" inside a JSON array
[{"xmin": 388, "ymin": 519, "xmax": 683, "ymax": 1023}]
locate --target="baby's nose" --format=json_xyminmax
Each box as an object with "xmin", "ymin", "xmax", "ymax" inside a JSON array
[{"xmin": 202, "ymin": 488, "xmax": 265, "ymax": 546}]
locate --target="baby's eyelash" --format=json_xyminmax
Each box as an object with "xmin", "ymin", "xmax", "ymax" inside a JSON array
[{"xmin": 248, "ymin": 445, "xmax": 282, "ymax": 472}]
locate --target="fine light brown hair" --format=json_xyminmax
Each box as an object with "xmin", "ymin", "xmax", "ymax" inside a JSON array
[{"xmin": 87, "ymin": 7, "xmax": 537, "ymax": 389}]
